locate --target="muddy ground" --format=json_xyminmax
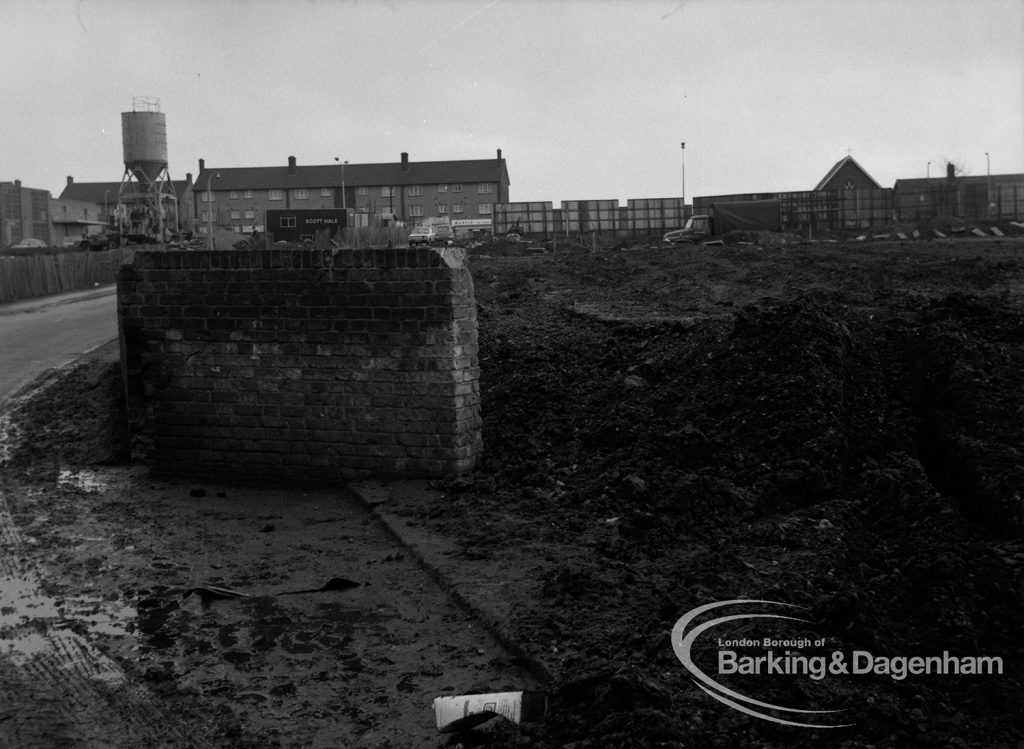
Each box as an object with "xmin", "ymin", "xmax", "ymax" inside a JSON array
[{"xmin": 3, "ymin": 233, "xmax": 1024, "ymax": 748}]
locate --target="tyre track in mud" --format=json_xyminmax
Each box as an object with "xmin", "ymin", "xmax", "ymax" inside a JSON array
[{"xmin": 0, "ymin": 485, "xmax": 211, "ymax": 749}]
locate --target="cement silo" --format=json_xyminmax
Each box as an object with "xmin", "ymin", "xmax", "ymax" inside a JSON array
[{"xmin": 116, "ymin": 96, "xmax": 179, "ymax": 242}]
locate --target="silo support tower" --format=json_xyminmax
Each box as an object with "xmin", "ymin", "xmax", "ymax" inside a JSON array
[{"xmin": 117, "ymin": 97, "xmax": 180, "ymax": 244}]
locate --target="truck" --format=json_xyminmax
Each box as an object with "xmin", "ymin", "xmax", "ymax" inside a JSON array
[{"xmin": 663, "ymin": 199, "xmax": 782, "ymax": 244}]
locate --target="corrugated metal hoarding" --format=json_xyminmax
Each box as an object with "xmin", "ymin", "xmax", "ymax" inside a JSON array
[
  {"xmin": 561, "ymin": 200, "xmax": 619, "ymax": 233},
  {"xmin": 696, "ymin": 189, "xmax": 892, "ymax": 232},
  {"xmin": 626, "ymin": 197, "xmax": 687, "ymax": 232},
  {"xmin": 494, "ymin": 201, "xmax": 554, "ymax": 236}
]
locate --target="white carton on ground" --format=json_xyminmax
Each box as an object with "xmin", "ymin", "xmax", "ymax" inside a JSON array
[{"xmin": 432, "ymin": 690, "xmax": 547, "ymax": 733}]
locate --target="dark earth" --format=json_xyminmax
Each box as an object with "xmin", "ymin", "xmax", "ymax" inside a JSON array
[{"xmin": 3, "ymin": 231, "xmax": 1024, "ymax": 748}]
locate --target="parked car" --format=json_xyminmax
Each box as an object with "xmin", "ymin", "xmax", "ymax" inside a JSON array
[
  {"xmin": 433, "ymin": 225, "xmax": 454, "ymax": 243},
  {"xmin": 408, "ymin": 226, "xmax": 436, "ymax": 246},
  {"xmin": 10, "ymin": 238, "xmax": 47, "ymax": 249},
  {"xmin": 79, "ymin": 233, "xmax": 121, "ymax": 250}
]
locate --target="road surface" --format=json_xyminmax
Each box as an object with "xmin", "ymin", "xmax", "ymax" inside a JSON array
[{"xmin": 0, "ymin": 284, "xmax": 118, "ymax": 402}]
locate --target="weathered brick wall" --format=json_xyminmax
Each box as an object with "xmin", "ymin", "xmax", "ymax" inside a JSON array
[{"xmin": 117, "ymin": 247, "xmax": 481, "ymax": 482}]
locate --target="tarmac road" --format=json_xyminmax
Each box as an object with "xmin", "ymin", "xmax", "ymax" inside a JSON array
[{"xmin": 0, "ymin": 284, "xmax": 118, "ymax": 402}]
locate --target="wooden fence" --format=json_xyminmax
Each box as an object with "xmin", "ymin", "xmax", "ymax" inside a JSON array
[{"xmin": 0, "ymin": 247, "xmax": 134, "ymax": 304}]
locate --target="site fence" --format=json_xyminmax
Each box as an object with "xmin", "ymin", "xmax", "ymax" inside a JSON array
[
  {"xmin": 695, "ymin": 189, "xmax": 893, "ymax": 235},
  {"xmin": 894, "ymin": 179, "xmax": 1024, "ymax": 223},
  {"xmin": 0, "ymin": 247, "xmax": 134, "ymax": 303},
  {"xmin": 494, "ymin": 198, "xmax": 692, "ymax": 241}
]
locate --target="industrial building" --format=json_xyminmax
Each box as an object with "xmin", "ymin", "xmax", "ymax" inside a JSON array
[
  {"xmin": 894, "ymin": 163, "xmax": 1024, "ymax": 223},
  {"xmin": 1, "ymin": 180, "xmax": 52, "ymax": 247},
  {"xmin": 194, "ymin": 150, "xmax": 510, "ymax": 236}
]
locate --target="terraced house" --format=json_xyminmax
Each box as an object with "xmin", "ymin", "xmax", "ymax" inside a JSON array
[{"xmin": 194, "ymin": 150, "xmax": 510, "ymax": 235}]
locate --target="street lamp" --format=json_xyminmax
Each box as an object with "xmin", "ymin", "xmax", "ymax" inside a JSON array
[
  {"xmin": 205, "ymin": 172, "xmax": 220, "ymax": 250},
  {"xmin": 680, "ymin": 142, "xmax": 686, "ymax": 208},
  {"xmin": 927, "ymin": 161, "xmax": 931, "ymax": 179},
  {"xmin": 334, "ymin": 157, "xmax": 348, "ymax": 211},
  {"xmin": 986, "ymin": 152, "xmax": 992, "ymax": 217}
]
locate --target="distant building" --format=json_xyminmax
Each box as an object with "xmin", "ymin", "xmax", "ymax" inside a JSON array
[
  {"xmin": 894, "ymin": 162, "xmax": 1024, "ymax": 222},
  {"xmin": 814, "ymin": 155, "xmax": 883, "ymax": 192},
  {"xmin": 194, "ymin": 151, "xmax": 510, "ymax": 236},
  {"xmin": 0, "ymin": 180, "xmax": 52, "ymax": 247}
]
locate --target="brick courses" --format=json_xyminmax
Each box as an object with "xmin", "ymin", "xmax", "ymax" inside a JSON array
[{"xmin": 117, "ymin": 247, "xmax": 481, "ymax": 482}]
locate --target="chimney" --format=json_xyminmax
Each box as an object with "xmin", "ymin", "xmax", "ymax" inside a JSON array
[
  {"xmin": 199, "ymin": 158, "xmax": 205, "ymax": 173},
  {"xmin": 401, "ymin": 152, "xmax": 409, "ymax": 170},
  {"xmin": 186, "ymin": 172, "xmax": 193, "ymax": 184},
  {"xmin": 14, "ymin": 180, "xmax": 20, "ymax": 189},
  {"xmin": 946, "ymin": 162, "xmax": 955, "ymax": 179},
  {"xmin": 497, "ymin": 148, "xmax": 502, "ymax": 161},
  {"xmin": 66, "ymin": 176, "xmax": 74, "ymax": 186},
  {"xmin": 288, "ymin": 155, "xmax": 297, "ymax": 174}
]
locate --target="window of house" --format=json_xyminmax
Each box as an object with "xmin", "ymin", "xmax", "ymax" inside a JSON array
[
  {"xmin": 229, "ymin": 190, "xmax": 240, "ymax": 199},
  {"xmin": 201, "ymin": 191, "xmax": 214, "ymax": 203},
  {"xmin": 438, "ymin": 184, "xmax": 448, "ymax": 192},
  {"xmin": 321, "ymin": 187, "xmax": 332, "ymax": 197},
  {"xmin": 358, "ymin": 187, "xmax": 368, "ymax": 196},
  {"xmin": 407, "ymin": 185, "xmax": 423, "ymax": 196},
  {"xmin": 230, "ymin": 210, "xmax": 240, "ymax": 220},
  {"xmin": 293, "ymin": 188, "xmax": 309, "ymax": 200},
  {"xmin": 452, "ymin": 184, "xmax": 463, "ymax": 193},
  {"xmin": 479, "ymin": 203, "xmax": 493, "ymax": 215},
  {"xmin": 453, "ymin": 203, "xmax": 464, "ymax": 214},
  {"xmin": 437, "ymin": 204, "xmax": 448, "ymax": 214},
  {"xmin": 409, "ymin": 205, "xmax": 423, "ymax": 217},
  {"xmin": 281, "ymin": 216, "xmax": 297, "ymax": 228},
  {"xmin": 268, "ymin": 189, "xmax": 283, "ymax": 201},
  {"xmin": 244, "ymin": 209, "xmax": 255, "ymax": 219},
  {"xmin": 244, "ymin": 190, "xmax": 253, "ymax": 199},
  {"xmin": 478, "ymin": 183, "xmax": 493, "ymax": 194},
  {"xmin": 380, "ymin": 186, "xmax": 395, "ymax": 198}
]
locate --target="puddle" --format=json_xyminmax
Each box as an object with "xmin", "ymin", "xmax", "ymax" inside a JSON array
[
  {"xmin": 0, "ymin": 568, "xmax": 61, "ymax": 627},
  {"xmin": 57, "ymin": 469, "xmax": 108, "ymax": 493}
]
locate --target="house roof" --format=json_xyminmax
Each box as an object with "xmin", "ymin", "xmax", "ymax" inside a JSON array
[
  {"xmin": 196, "ymin": 157, "xmax": 509, "ymax": 191},
  {"xmin": 59, "ymin": 179, "xmax": 192, "ymax": 203},
  {"xmin": 814, "ymin": 155, "xmax": 882, "ymax": 191}
]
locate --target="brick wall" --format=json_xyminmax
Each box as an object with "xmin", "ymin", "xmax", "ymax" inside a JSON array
[{"xmin": 117, "ymin": 247, "xmax": 481, "ymax": 482}]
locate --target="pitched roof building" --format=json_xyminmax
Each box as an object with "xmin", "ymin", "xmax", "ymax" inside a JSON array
[
  {"xmin": 195, "ymin": 150, "xmax": 510, "ymax": 234},
  {"xmin": 814, "ymin": 155, "xmax": 882, "ymax": 191}
]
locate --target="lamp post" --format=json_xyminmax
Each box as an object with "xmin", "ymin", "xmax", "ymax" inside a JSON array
[
  {"xmin": 986, "ymin": 152, "xmax": 992, "ymax": 217},
  {"xmin": 205, "ymin": 172, "xmax": 220, "ymax": 250},
  {"xmin": 926, "ymin": 161, "xmax": 931, "ymax": 179},
  {"xmin": 334, "ymin": 157, "xmax": 348, "ymax": 211},
  {"xmin": 680, "ymin": 142, "xmax": 686, "ymax": 209}
]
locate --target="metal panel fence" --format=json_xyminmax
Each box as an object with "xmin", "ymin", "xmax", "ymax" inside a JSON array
[
  {"xmin": 561, "ymin": 200, "xmax": 619, "ymax": 233},
  {"xmin": 495, "ymin": 197, "xmax": 693, "ymax": 239},
  {"xmin": 494, "ymin": 201, "xmax": 555, "ymax": 236},
  {"xmin": 626, "ymin": 197, "xmax": 688, "ymax": 235},
  {"xmin": 894, "ymin": 178, "xmax": 1024, "ymax": 222},
  {"xmin": 696, "ymin": 189, "xmax": 893, "ymax": 233}
]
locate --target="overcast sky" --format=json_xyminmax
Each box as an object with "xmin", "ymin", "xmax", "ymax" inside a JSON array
[{"xmin": 3, "ymin": 0, "xmax": 1022, "ymax": 204}]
